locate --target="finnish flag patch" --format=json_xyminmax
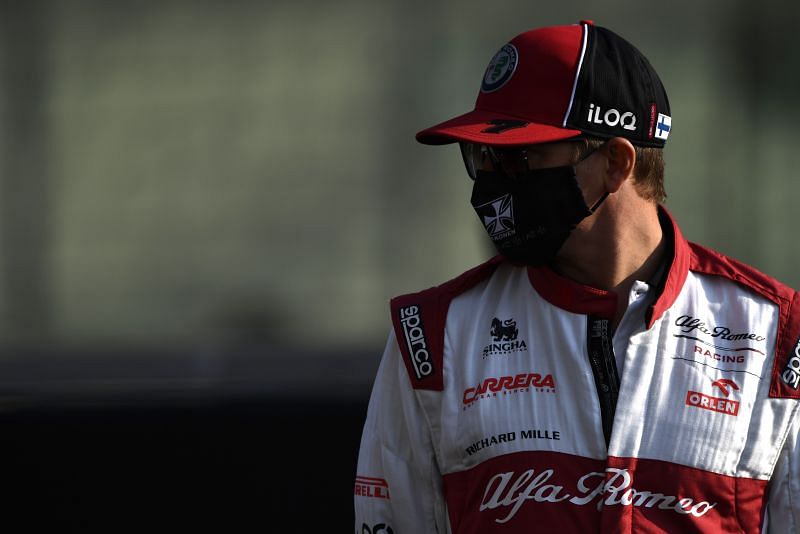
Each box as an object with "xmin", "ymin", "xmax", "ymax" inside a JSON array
[{"xmin": 654, "ymin": 113, "xmax": 672, "ymax": 140}]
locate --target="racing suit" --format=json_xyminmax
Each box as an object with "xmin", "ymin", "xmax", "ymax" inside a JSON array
[{"xmin": 354, "ymin": 208, "xmax": 800, "ymax": 533}]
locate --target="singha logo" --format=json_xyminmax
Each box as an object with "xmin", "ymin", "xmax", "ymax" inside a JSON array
[
  {"xmin": 491, "ymin": 318, "xmax": 518, "ymax": 342},
  {"xmin": 483, "ymin": 317, "xmax": 526, "ymax": 358}
]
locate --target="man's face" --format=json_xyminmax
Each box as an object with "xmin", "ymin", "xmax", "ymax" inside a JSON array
[
  {"xmin": 460, "ymin": 140, "xmax": 605, "ymax": 208},
  {"xmin": 461, "ymin": 140, "xmax": 592, "ymax": 175}
]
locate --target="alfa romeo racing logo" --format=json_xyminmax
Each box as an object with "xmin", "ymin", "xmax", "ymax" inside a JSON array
[{"xmin": 482, "ymin": 44, "xmax": 518, "ymax": 93}]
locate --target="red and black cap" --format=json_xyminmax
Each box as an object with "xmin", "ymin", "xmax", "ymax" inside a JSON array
[{"xmin": 416, "ymin": 21, "xmax": 671, "ymax": 147}]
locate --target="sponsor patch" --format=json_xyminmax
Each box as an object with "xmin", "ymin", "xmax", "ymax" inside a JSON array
[
  {"xmin": 465, "ymin": 429, "xmax": 561, "ymax": 457},
  {"xmin": 479, "ymin": 466, "xmax": 717, "ymax": 524},
  {"xmin": 671, "ymin": 344, "xmax": 764, "ymax": 378},
  {"xmin": 780, "ymin": 336, "xmax": 800, "ymax": 389},
  {"xmin": 671, "ymin": 315, "xmax": 768, "ymax": 378},
  {"xmin": 483, "ymin": 317, "xmax": 528, "ymax": 358},
  {"xmin": 474, "ymin": 195, "xmax": 515, "ymax": 241},
  {"xmin": 647, "ymin": 104, "xmax": 657, "ymax": 139},
  {"xmin": 586, "ymin": 103, "xmax": 637, "ymax": 131},
  {"xmin": 354, "ymin": 476, "xmax": 390, "ymax": 500},
  {"xmin": 654, "ymin": 113, "xmax": 671, "ymax": 140},
  {"xmin": 398, "ymin": 305, "xmax": 434, "ymax": 380},
  {"xmin": 685, "ymin": 391, "xmax": 740, "ymax": 416},
  {"xmin": 463, "ymin": 372, "xmax": 555, "ymax": 408},
  {"xmin": 481, "ymin": 44, "xmax": 518, "ymax": 93},
  {"xmin": 674, "ymin": 315, "xmax": 766, "ymax": 342},
  {"xmin": 491, "ymin": 317, "xmax": 518, "ymax": 341},
  {"xmin": 692, "ymin": 345, "xmax": 747, "ymax": 363},
  {"xmin": 710, "ymin": 378, "xmax": 739, "ymax": 397}
]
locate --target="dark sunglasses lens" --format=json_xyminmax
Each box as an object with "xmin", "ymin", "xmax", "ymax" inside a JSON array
[{"xmin": 459, "ymin": 142, "xmax": 480, "ymax": 180}]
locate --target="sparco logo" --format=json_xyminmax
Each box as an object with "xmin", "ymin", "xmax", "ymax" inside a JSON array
[
  {"xmin": 484, "ymin": 317, "xmax": 527, "ymax": 357},
  {"xmin": 480, "ymin": 467, "xmax": 717, "ymax": 524},
  {"xmin": 359, "ymin": 523, "xmax": 393, "ymax": 534},
  {"xmin": 674, "ymin": 315, "xmax": 766, "ymax": 342},
  {"xmin": 463, "ymin": 372, "xmax": 555, "ymax": 407},
  {"xmin": 587, "ymin": 103, "xmax": 637, "ymax": 131},
  {"xmin": 781, "ymin": 337, "xmax": 800, "ymax": 389},
  {"xmin": 398, "ymin": 305, "xmax": 433, "ymax": 380}
]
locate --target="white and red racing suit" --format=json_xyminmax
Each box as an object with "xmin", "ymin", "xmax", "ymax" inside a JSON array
[{"xmin": 354, "ymin": 208, "xmax": 800, "ymax": 533}]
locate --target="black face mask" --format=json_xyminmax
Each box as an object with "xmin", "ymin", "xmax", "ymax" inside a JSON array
[{"xmin": 470, "ymin": 165, "xmax": 608, "ymax": 266}]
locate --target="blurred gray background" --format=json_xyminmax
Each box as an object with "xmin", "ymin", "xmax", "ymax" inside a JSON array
[{"xmin": 0, "ymin": 0, "xmax": 799, "ymax": 397}]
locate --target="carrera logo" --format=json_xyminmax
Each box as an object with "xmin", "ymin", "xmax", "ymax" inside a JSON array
[
  {"xmin": 354, "ymin": 476, "xmax": 390, "ymax": 500},
  {"xmin": 463, "ymin": 372, "xmax": 555, "ymax": 408},
  {"xmin": 484, "ymin": 317, "xmax": 528, "ymax": 358},
  {"xmin": 781, "ymin": 337, "xmax": 800, "ymax": 389},
  {"xmin": 587, "ymin": 103, "xmax": 636, "ymax": 131},
  {"xmin": 398, "ymin": 305, "xmax": 433, "ymax": 380}
]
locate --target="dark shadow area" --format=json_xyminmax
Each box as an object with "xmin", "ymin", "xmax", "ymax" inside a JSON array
[
  {"xmin": 0, "ymin": 393, "xmax": 367, "ymax": 531},
  {"xmin": 0, "ymin": 346, "xmax": 378, "ymax": 531}
]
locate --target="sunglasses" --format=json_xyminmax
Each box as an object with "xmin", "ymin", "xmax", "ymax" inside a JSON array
[{"xmin": 458, "ymin": 139, "xmax": 596, "ymax": 180}]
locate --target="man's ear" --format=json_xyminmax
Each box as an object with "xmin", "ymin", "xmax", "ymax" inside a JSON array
[{"xmin": 602, "ymin": 137, "xmax": 636, "ymax": 193}]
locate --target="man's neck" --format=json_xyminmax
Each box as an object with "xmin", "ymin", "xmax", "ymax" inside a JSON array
[{"xmin": 551, "ymin": 200, "xmax": 665, "ymax": 326}]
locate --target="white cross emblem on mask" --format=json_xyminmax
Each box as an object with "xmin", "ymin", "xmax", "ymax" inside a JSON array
[{"xmin": 482, "ymin": 195, "xmax": 515, "ymax": 238}]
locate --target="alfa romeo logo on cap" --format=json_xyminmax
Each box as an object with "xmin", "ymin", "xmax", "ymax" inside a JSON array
[{"xmin": 481, "ymin": 44, "xmax": 518, "ymax": 93}]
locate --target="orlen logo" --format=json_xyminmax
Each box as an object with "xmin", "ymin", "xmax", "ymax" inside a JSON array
[
  {"xmin": 587, "ymin": 103, "xmax": 636, "ymax": 131},
  {"xmin": 781, "ymin": 337, "xmax": 800, "ymax": 390},
  {"xmin": 463, "ymin": 372, "xmax": 555, "ymax": 408},
  {"xmin": 354, "ymin": 476, "xmax": 390, "ymax": 500},
  {"xmin": 685, "ymin": 378, "xmax": 740, "ymax": 416},
  {"xmin": 398, "ymin": 305, "xmax": 433, "ymax": 380}
]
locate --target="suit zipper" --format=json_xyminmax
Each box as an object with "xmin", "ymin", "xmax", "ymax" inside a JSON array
[{"xmin": 587, "ymin": 316, "xmax": 620, "ymax": 447}]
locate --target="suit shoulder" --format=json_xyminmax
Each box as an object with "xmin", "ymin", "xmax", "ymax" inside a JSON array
[
  {"xmin": 688, "ymin": 241, "xmax": 796, "ymax": 304},
  {"xmin": 688, "ymin": 241, "xmax": 800, "ymax": 398},
  {"xmin": 389, "ymin": 256, "xmax": 504, "ymax": 391}
]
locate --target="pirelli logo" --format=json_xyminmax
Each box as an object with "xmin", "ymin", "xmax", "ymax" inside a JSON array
[
  {"xmin": 399, "ymin": 305, "xmax": 434, "ymax": 380},
  {"xmin": 354, "ymin": 476, "xmax": 390, "ymax": 500}
]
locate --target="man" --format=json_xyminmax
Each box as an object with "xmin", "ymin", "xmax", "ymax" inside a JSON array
[{"xmin": 354, "ymin": 21, "xmax": 800, "ymax": 533}]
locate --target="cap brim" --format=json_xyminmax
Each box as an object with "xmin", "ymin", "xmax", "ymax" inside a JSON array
[{"xmin": 416, "ymin": 109, "xmax": 582, "ymax": 146}]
